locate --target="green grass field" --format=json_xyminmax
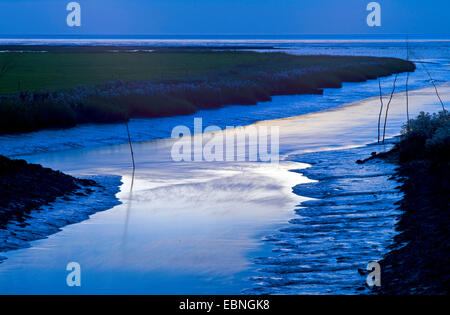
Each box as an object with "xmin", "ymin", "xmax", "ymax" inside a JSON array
[
  {"xmin": 0, "ymin": 51, "xmax": 275, "ymax": 93},
  {"xmin": 1, "ymin": 50, "xmax": 353, "ymax": 94},
  {"xmin": 0, "ymin": 48, "xmax": 416, "ymax": 134},
  {"xmin": 0, "ymin": 50, "xmax": 412, "ymax": 94}
]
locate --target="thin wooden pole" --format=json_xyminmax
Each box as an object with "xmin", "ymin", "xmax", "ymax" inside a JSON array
[
  {"xmin": 409, "ymin": 50, "xmax": 447, "ymax": 115},
  {"xmin": 406, "ymin": 36, "xmax": 410, "ymax": 131},
  {"xmin": 406, "ymin": 72, "xmax": 410, "ymax": 131},
  {"xmin": 422, "ymin": 64, "xmax": 447, "ymax": 114},
  {"xmin": 126, "ymin": 122, "xmax": 136, "ymax": 170},
  {"xmin": 377, "ymin": 79, "xmax": 384, "ymax": 143},
  {"xmin": 122, "ymin": 122, "xmax": 136, "ymax": 244},
  {"xmin": 383, "ymin": 74, "xmax": 399, "ymax": 144}
]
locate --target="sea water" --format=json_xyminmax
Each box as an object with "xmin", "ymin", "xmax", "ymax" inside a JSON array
[{"xmin": 0, "ymin": 38, "xmax": 448, "ymax": 294}]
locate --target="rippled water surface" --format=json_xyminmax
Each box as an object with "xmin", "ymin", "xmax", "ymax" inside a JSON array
[{"xmin": 246, "ymin": 142, "xmax": 402, "ymax": 294}]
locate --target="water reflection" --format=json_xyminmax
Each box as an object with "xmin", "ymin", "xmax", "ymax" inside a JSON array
[{"xmin": 121, "ymin": 167, "xmax": 135, "ymax": 249}]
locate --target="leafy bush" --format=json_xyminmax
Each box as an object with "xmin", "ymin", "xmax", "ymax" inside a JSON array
[{"xmin": 397, "ymin": 111, "xmax": 449, "ymax": 162}]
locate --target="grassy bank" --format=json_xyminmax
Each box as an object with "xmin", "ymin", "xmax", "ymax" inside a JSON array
[
  {"xmin": 369, "ymin": 111, "xmax": 449, "ymax": 294},
  {"xmin": 0, "ymin": 49, "xmax": 415, "ymax": 134}
]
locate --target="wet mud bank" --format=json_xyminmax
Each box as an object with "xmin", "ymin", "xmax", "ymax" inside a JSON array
[{"xmin": 0, "ymin": 155, "xmax": 121, "ymax": 262}]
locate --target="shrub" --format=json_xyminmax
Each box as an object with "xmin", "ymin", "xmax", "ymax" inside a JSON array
[{"xmin": 397, "ymin": 111, "xmax": 449, "ymax": 162}]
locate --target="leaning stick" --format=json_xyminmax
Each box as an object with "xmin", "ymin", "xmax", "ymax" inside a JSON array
[
  {"xmin": 377, "ymin": 79, "xmax": 384, "ymax": 143},
  {"xmin": 382, "ymin": 74, "xmax": 399, "ymax": 144}
]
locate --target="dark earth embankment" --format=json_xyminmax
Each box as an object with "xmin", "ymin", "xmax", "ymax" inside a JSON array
[
  {"xmin": 362, "ymin": 111, "xmax": 449, "ymax": 294},
  {"xmin": 0, "ymin": 155, "xmax": 122, "ymax": 261},
  {"xmin": 0, "ymin": 155, "xmax": 97, "ymax": 226}
]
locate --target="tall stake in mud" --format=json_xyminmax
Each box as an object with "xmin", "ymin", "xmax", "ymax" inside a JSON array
[
  {"xmin": 406, "ymin": 72, "xmax": 410, "ymax": 131},
  {"xmin": 377, "ymin": 79, "xmax": 384, "ymax": 143},
  {"xmin": 422, "ymin": 63, "xmax": 447, "ymax": 114},
  {"xmin": 383, "ymin": 74, "xmax": 399, "ymax": 144},
  {"xmin": 122, "ymin": 122, "xmax": 136, "ymax": 247},
  {"xmin": 126, "ymin": 122, "xmax": 136, "ymax": 170},
  {"xmin": 406, "ymin": 37, "xmax": 410, "ymax": 131},
  {"xmin": 409, "ymin": 50, "xmax": 447, "ymax": 115}
]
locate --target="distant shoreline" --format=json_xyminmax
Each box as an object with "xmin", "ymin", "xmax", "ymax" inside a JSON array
[
  {"xmin": 0, "ymin": 45, "xmax": 280, "ymax": 52},
  {"xmin": 0, "ymin": 34, "xmax": 449, "ymax": 41}
]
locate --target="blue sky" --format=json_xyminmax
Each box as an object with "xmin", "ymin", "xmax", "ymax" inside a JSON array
[{"xmin": 0, "ymin": 0, "xmax": 449, "ymax": 37}]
